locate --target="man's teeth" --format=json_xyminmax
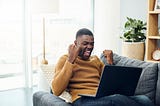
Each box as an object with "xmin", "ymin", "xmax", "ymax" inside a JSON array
[
  {"xmin": 86, "ymin": 51, "xmax": 90, "ymax": 53},
  {"xmin": 84, "ymin": 51, "xmax": 91, "ymax": 56}
]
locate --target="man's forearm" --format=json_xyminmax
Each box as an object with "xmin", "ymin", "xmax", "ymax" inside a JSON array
[{"xmin": 51, "ymin": 60, "xmax": 73, "ymax": 96}]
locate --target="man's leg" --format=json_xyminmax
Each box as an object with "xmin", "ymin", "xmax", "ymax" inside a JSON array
[
  {"xmin": 72, "ymin": 94, "xmax": 137, "ymax": 106},
  {"xmin": 130, "ymin": 95, "xmax": 154, "ymax": 106},
  {"xmin": 72, "ymin": 94, "xmax": 154, "ymax": 106},
  {"xmin": 72, "ymin": 96, "xmax": 113, "ymax": 106}
]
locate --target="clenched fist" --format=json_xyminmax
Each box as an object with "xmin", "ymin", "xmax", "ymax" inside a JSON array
[
  {"xmin": 103, "ymin": 50, "xmax": 113, "ymax": 65},
  {"xmin": 68, "ymin": 44, "xmax": 81, "ymax": 64}
]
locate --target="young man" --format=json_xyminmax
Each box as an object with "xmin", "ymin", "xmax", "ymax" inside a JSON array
[{"xmin": 51, "ymin": 28, "xmax": 154, "ymax": 106}]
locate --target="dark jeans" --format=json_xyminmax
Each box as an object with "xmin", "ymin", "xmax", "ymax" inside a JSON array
[{"xmin": 72, "ymin": 94, "xmax": 154, "ymax": 106}]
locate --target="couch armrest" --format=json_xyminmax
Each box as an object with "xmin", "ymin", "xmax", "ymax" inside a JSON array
[{"xmin": 33, "ymin": 91, "xmax": 71, "ymax": 106}]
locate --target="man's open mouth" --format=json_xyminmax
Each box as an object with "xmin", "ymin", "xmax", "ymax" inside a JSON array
[{"xmin": 84, "ymin": 50, "xmax": 91, "ymax": 57}]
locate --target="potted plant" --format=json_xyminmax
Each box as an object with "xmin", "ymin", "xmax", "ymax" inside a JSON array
[{"xmin": 120, "ymin": 17, "xmax": 147, "ymax": 60}]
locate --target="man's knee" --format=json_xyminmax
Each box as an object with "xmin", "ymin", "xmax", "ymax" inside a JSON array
[
  {"xmin": 104, "ymin": 94, "xmax": 137, "ymax": 106},
  {"xmin": 130, "ymin": 95, "xmax": 154, "ymax": 106},
  {"xmin": 107, "ymin": 94, "xmax": 126, "ymax": 100}
]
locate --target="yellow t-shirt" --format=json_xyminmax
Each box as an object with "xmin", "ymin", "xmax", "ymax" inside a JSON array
[{"xmin": 52, "ymin": 54, "xmax": 104, "ymax": 102}]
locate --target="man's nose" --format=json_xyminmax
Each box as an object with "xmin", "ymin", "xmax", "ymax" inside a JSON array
[{"xmin": 87, "ymin": 44, "xmax": 93, "ymax": 48}]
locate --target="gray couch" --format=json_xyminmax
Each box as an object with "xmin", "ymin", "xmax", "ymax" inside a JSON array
[{"xmin": 33, "ymin": 53, "xmax": 160, "ymax": 106}]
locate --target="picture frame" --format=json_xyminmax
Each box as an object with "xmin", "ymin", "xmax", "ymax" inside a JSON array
[{"xmin": 154, "ymin": 0, "xmax": 160, "ymax": 11}]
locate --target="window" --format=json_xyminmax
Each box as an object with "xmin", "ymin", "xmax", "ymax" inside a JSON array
[
  {"xmin": 0, "ymin": 0, "xmax": 25, "ymax": 90},
  {"xmin": 0, "ymin": 0, "xmax": 94, "ymax": 90}
]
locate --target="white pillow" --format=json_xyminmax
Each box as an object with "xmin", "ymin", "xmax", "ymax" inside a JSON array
[
  {"xmin": 40, "ymin": 64, "xmax": 72, "ymax": 103},
  {"xmin": 40, "ymin": 64, "xmax": 55, "ymax": 85}
]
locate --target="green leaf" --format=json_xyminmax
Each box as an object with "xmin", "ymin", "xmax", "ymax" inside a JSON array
[{"xmin": 121, "ymin": 17, "xmax": 146, "ymax": 42}]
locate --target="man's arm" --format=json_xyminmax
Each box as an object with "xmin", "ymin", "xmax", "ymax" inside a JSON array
[
  {"xmin": 51, "ymin": 44, "xmax": 80, "ymax": 96},
  {"xmin": 51, "ymin": 55, "xmax": 73, "ymax": 96},
  {"xmin": 103, "ymin": 50, "xmax": 113, "ymax": 65},
  {"xmin": 67, "ymin": 44, "xmax": 81, "ymax": 64}
]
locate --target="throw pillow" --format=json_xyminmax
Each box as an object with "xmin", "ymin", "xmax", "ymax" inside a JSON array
[{"xmin": 40, "ymin": 64, "xmax": 72, "ymax": 103}]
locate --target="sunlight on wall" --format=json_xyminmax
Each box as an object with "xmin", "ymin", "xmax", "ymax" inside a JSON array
[{"xmin": 94, "ymin": 0, "xmax": 120, "ymax": 56}]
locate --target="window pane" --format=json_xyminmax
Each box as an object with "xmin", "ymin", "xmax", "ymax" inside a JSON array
[{"xmin": 0, "ymin": 0, "xmax": 25, "ymax": 90}]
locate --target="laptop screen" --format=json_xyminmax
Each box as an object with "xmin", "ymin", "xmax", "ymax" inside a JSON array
[{"xmin": 96, "ymin": 65, "xmax": 142, "ymax": 98}]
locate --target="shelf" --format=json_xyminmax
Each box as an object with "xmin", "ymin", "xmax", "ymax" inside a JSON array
[
  {"xmin": 146, "ymin": 0, "xmax": 160, "ymax": 63},
  {"xmin": 146, "ymin": 60, "xmax": 160, "ymax": 63},
  {"xmin": 148, "ymin": 36, "xmax": 160, "ymax": 39},
  {"xmin": 149, "ymin": 11, "xmax": 160, "ymax": 14}
]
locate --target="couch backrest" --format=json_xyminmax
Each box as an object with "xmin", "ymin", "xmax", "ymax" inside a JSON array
[
  {"xmin": 156, "ymin": 64, "xmax": 160, "ymax": 106},
  {"xmin": 100, "ymin": 53, "xmax": 158, "ymax": 105}
]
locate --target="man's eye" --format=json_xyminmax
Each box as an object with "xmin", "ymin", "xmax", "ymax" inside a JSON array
[
  {"xmin": 82, "ymin": 42, "xmax": 88, "ymax": 45},
  {"xmin": 90, "ymin": 43, "xmax": 94, "ymax": 46},
  {"xmin": 82, "ymin": 42, "xmax": 94, "ymax": 46}
]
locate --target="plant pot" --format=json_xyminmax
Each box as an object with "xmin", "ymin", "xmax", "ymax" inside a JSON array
[{"xmin": 122, "ymin": 42, "xmax": 145, "ymax": 60}]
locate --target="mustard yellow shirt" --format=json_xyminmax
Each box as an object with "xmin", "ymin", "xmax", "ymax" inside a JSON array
[{"xmin": 51, "ymin": 54, "xmax": 104, "ymax": 102}]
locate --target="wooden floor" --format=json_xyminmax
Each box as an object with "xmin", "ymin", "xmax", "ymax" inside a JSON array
[{"xmin": 0, "ymin": 86, "xmax": 37, "ymax": 106}]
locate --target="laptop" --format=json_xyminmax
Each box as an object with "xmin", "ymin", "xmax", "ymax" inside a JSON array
[{"xmin": 78, "ymin": 65, "xmax": 142, "ymax": 98}]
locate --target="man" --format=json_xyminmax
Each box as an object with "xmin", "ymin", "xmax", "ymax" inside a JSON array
[{"xmin": 51, "ymin": 28, "xmax": 154, "ymax": 106}]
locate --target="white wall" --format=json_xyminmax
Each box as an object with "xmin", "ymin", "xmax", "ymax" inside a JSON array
[
  {"xmin": 119, "ymin": 0, "xmax": 147, "ymax": 55},
  {"xmin": 94, "ymin": 0, "xmax": 147, "ymax": 56},
  {"xmin": 120, "ymin": 0, "xmax": 147, "ymax": 25},
  {"xmin": 94, "ymin": 0, "xmax": 120, "ymax": 56}
]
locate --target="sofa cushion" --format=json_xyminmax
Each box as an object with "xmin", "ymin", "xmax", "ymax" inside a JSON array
[
  {"xmin": 156, "ymin": 63, "xmax": 160, "ymax": 106},
  {"xmin": 100, "ymin": 53, "xmax": 158, "ymax": 103}
]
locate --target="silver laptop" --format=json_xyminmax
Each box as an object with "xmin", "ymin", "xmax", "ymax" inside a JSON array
[{"xmin": 78, "ymin": 65, "xmax": 142, "ymax": 98}]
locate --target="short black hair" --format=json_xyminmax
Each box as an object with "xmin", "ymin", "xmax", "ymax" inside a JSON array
[{"xmin": 76, "ymin": 28, "xmax": 94, "ymax": 39}]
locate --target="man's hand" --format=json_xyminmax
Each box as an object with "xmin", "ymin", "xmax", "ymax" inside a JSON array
[
  {"xmin": 103, "ymin": 50, "xmax": 113, "ymax": 65},
  {"xmin": 68, "ymin": 44, "xmax": 81, "ymax": 64}
]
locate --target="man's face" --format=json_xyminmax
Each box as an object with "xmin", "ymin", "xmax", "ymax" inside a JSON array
[{"xmin": 75, "ymin": 35, "xmax": 94, "ymax": 60}]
